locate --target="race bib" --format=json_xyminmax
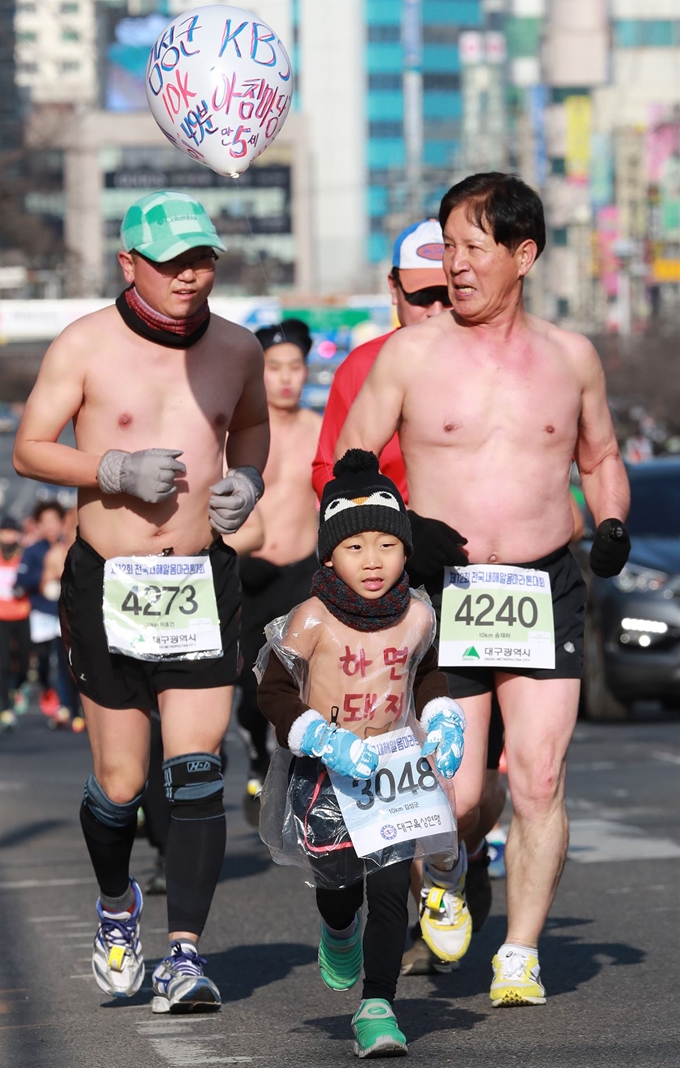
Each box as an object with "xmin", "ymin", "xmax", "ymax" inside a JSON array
[
  {"xmin": 328, "ymin": 726, "xmax": 455, "ymax": 858},
  {"xmin": 103, "ymin": 555, "xmax": 222, "ymax": 661},
  {"xmin": 439, "ymin": 564, "xmax": 555, "ymax": 670}
]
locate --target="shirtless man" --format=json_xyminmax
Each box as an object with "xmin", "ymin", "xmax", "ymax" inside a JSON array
[
  {"xmin": 236, "ymin": 319, "xmax": 321, "ymax": 817},
  {"xmin": 13, "ymin": 190, "xmax": 269, "ymax": 1013},
  {"xmin": 337, "ymin": 172, "xmax": 631, "ymax": 1006}
]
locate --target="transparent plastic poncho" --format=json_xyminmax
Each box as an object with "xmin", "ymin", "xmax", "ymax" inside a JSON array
[{"xmin": 257, "ymin": 588, "xmax": 458, "ymax": 889}]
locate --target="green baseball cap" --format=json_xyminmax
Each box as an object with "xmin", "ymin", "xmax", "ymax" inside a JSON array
[{"xmin": 120, "ymin": 190, "xmax": 227, "ymax": 262}]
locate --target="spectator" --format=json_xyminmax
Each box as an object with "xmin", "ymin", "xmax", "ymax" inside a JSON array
[
  {"xmin": 16, "ymin": 500, "xmax": 65, "ymax": 715},
  {"xmin": 0, "ymin": 516, "xmax": 31, "ymax": 727}
]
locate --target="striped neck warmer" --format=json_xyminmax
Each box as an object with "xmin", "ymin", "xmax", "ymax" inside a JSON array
[{"xmin": 116, "ymin": 285, "xmax": 210, "ymax": 348}]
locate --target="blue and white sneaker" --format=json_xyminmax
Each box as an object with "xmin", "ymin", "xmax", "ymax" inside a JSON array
[
  {"xmin": 92, "ymin": 879, "xmax": 144, "ymax": 997},
  {"xmin": 152, "ymin": 941, "xmax": 221, "ymax": 1014}
]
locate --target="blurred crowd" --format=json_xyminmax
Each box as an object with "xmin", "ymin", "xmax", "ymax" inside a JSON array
[{"xmin": 0, "ymin": 499, "xmax": 82, "ymax": 731}]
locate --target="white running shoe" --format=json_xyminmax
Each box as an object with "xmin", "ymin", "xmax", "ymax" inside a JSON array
[
  {"xmin": 490, "ymin": 947, "xmax": 547, "ymax": 1007},
  {"xmin": 152, "ymin": 942, "xmax": 221, "ymax": 1014},
  {"xmin": 419, "ymin": 861, "xmax": 473, "ymax": 964},
  {"xmin": 92, "ymin": 880, "xmax": 144, "ymax": 997}
]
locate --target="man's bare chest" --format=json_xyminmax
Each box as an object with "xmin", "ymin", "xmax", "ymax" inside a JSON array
[
  {"xmin": 266, "ymin": 425, "xmax": 317, "ymax": 485},
  {"xmin": 82, "ymin": 355, "xmax": 238, "ymax": 437},
  {"xmin": 404, "ymin": 358, "xmax": 581, "ymax": 450}
]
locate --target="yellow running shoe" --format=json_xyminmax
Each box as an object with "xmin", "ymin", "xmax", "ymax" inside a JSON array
[
  {"xmin": 490, "ymin": 947, "xmax": 546, "ymax": 1007},
  {"xmin": 418, "ymin": 869, "xmax": 472, "ymax": 963}
]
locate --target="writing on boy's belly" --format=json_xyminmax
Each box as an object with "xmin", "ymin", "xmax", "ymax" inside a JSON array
[{"xmin": 312, "ymin": 639, "xmax": 413, "ymax": 740}]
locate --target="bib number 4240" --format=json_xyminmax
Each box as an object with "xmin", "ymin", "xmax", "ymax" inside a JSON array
[
  {"xmin": 121, "ymin": 584, "xmax": 199, "ymax": 618},
  {"xmin": 454, "ymin": 592, "xmax": 538, "ymax": 629},
  {"xmin": 353, "ymin": 757, "xmax": 438, "ymax": 811}
]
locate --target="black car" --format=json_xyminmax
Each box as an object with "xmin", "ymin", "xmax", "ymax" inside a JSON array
[{"xmin": 578, "ymin": 458, "xmax": 680, "ymax": 720}]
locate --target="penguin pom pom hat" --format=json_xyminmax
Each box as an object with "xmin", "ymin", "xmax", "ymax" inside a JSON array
[{"xmin": 318, "ymin": 450, "xmax": 413, "ymax": 562}]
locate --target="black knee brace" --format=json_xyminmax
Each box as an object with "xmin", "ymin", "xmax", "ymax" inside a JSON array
[
  {"xmin": 163, "ymin": 752, "xmax": 223, "ymax": 821},
  {"xmin": 83, "ymin": 773, "xmax": 143, "ymax": 828}
]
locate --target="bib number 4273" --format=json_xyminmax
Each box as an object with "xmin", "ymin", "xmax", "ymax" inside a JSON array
[{"xmin": 120, "ymin": 583, "xmax": 199, "ymax": 618}]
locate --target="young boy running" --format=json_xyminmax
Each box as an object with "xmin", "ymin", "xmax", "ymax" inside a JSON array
[{"xmin": 258, "ymin": 450, "xmax": 465, "ymax": 1057}]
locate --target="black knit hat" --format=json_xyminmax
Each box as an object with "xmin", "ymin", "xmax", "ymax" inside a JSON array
[
  {"xmin": 319, "ymin": 450, "xmax": 412, "ymax": 562},
  {"xmin": 255, "ymin": 318, "xmax": 312, "ymax": 359}
]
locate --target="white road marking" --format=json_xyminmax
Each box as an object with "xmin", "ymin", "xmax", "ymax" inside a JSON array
[
  {"xmin": 0, "ymin": 781, "xmax": 26, "ymax": 791},
  {"xmin": 45, "ymin": 931, "xmax": 94, "ymax": 940},
  {"xmin": 652, "ymin": 750, "xmax": 680, "ymax": 767},
  {"xmin": 147, "ymin": 1044, "xmax": 252, "ymax": 1067},
  {"xmin": 69, "ymin": 974, "xmax": 95, "ymax": 980},
  {"xmin": 28, "ymin": 915, "xmax": 78, "ymax": 922},
  {"xmin": 0, "ymin": 877, "xmax": 95, "ymax": 890},
  {"xmin": 568, "ymin": 819, "xmax": 680, "ymax": 863}
]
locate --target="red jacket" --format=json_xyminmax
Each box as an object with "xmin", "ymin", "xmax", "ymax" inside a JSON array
[{"xmin": 312, "ymin": 330, "xmax": 408, "ymax": 502}]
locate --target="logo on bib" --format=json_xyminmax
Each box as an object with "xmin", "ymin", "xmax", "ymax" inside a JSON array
[
  {"xmin": 380, "ymin": 823, "xmax": 397, "ymax": 841},
  {"xmin": 462, "ymin": 646, "xmax": 480, "ymax": 660}
]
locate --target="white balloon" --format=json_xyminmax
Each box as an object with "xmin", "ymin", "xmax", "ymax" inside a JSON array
[{"xmin": 145, "ymin": 5, "xmax": 293, "ymax": 178}]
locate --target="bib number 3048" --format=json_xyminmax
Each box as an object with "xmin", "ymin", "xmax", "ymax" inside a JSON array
[
  {"xmin": 103, "ymin": 555, "xmax": 223, "ymax": 662},
  {"xmin": 354, "ymin": 756, "xmax": 438, "ymax": 811},
  {"xmin": 329, "ymin": 726, "xmax": 455, "ymax": 858}
]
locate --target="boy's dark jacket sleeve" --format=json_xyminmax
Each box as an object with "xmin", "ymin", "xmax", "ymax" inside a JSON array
[
  {"xmin": 258, "ymin": 650, "xmax": 311, "ymax": 748},
  {"xmin": 258, "ymin": 644, "xmax": 449, "ymax": 750}
]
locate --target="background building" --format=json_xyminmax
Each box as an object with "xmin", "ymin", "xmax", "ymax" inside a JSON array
[{"xmin": 6, "ymin": 0, "xmax": 680, "ymax": 319}]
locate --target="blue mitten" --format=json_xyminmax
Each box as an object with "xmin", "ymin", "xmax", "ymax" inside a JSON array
[
  {"xmin": 295, "ymin": 713, "xmax": 378, "ymax": 780},
  {"xmin": 420, "ymin": 698, "xmax": 466, "ymax": 779}
]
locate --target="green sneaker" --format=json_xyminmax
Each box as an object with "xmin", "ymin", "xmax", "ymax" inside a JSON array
[
  {"xmin": 352, "ymin": 999, "xmax": 408, "ymax": 1059},
  {"xmin": 318, "ymin": 911, "xmax": 362, "ymax": 990}
]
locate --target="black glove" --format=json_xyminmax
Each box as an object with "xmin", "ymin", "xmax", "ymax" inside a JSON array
[
  {"xmin": 589, "ymin": 518, "xmax": 631, "ymax": 578},
  {"xmin": 406, "ymin": 510, "xmax": 468, "ymax": 584}
]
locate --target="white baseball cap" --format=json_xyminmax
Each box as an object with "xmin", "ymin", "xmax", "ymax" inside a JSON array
[{"xmin": 392, "ymin": 219, "xmax": 447, "ymax": 292}]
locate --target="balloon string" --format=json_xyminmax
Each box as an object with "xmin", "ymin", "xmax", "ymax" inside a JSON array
[{"xmin": 233, "ymin": 175, "xmax": 274, "ymax": 301}]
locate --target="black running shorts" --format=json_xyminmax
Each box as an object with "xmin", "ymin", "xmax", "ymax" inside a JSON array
[
  {"xmin": 59, "ymin": 535, "xmax": 241, "ymax": 710},
  {"xmin": 430, "ymin": 545, "xmax": 586, "ymax": 701}
]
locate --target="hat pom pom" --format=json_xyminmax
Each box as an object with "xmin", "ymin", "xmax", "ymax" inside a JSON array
[{"xmin": 333, "ymin": 449, "xmax": 380, "ymax": 478}]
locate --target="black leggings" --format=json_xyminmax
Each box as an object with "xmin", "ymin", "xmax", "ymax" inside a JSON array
[
  {"xmin": 316, "ymin": 859, "xmax": 412, "ymax": 1004},
  {"xmin": 0, "ymin": 617, "xmax": 30, "ymax": 709}
]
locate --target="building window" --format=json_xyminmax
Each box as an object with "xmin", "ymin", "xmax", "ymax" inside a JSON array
[
  {"xmin": 60, "ymin": 1, "xmax": 79, "ymax": 10},
  {"xmin": 422, "ymin": 25, "xmax": 459, "ymax": 44},
  {"xmin": 61, "ymin": 28, "xmax": 79, "ymax": 42},
  {"xmin": 367, "ymin": 25, "xmax": 401, "ymax": 44},
  {"xmin": 369, "ymin": 169, "xmax": 391, "ymax": 186},
  {"xmin": 17, "ymin": 30, "xmax": 37, "ymax": 41},
  {"xmin": 61, "ymin": 60, "xmax": 80, "ymax": 72},
  {"xmin": 369, "ymin": 73, "xmax": 402, "ymax": 91},
  {"xmin": 552, "ymin": 228, "xmax": 568, "ymax": 247},
  {"xmin": 370, "ymin": 121, "xmax": 403, "ymax": 139},
  {"xmin": 424, "ymin": 120, "xmax": 459, "ymax": 141},
  {"xmin": 556, "ymin": 297, "xmax": 570, "ymax": 318},
  {"xmin": 551, "ymin": 157, "xmax": 566, "ymax": 176},
  {"xmin": 423, "ymin": 73, "xmax": 460, "ymax": 91},
  {"xmin": 17, "ymin": 1, "xmax": 37, "ymax": 10},
  {"xmin": 370, "ymin": 216, "xmax": 385, "ymax": 234},
  {"xmin": 614, "ymin": 20, "xmax": 680, "ymax": 48},
  {"xmin": 18, "ymin": 61, "xmax": 38, "ymax": 73}
]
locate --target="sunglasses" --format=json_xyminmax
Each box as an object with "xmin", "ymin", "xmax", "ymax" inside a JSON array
[{"xmin": 398, "ymin": 281, "xmax": 452, "ymax": 308}]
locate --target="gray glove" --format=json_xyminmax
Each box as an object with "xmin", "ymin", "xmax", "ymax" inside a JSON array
[
  {"xmin": 208, "ymin": 466, "xmax": 264, "ymax": 535},
  {"xmin": 97, "ymin": 448, "xmax": 186, "ymax": 503}
]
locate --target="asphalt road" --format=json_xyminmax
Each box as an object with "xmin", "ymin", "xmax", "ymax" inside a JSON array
[{"xmin": 0, "ymin": 709, "xmax": 679, "ymax": 1068}]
